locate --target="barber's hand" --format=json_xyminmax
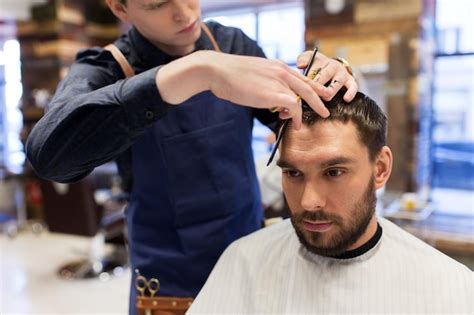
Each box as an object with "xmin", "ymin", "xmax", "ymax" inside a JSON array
[
  {"xmin": 157, "ymin": 51, "xmax": 328, "ymax": 129},
  {"xmin": 210, "ymin": 52, "xmax": 338, "ymax": 129},
  {"xmin": 296, "ymin": 50, "xmax": 358, "ymax": 103}
]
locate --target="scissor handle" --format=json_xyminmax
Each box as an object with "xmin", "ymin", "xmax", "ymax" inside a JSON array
[
  {"xmin": 147, "ymin": 278, "xmax": 160, "ymax": 297},
  {"xmin": 135, "ymin": 275, "xmax": 148, "ymax": 296}
]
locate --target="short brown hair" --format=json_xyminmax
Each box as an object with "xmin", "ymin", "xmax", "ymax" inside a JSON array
[{"xmin": 287, "ymin": 90, "xmax": 387, "ymax": 161}]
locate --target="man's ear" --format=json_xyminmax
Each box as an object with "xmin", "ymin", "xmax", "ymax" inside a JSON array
[
  {"xmin": 373, "ymin": 146, "xmax": 392, "ymax": 190},
  {"xmin": 105, "ymin": 0, "xmax": 131, "ymax": 23}
]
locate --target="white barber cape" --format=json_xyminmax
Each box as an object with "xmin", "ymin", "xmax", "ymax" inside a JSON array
[{"xmin": 188, "ymin": 217, "xmax": 473, "ymax": 314}]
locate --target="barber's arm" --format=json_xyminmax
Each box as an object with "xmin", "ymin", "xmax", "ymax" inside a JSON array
[
  {"xmin": 26, "ymin": 49, "xmax": 170, "ymax": 183},
  {"xmin": 27, "ymin": 47, "xmax": 356, "ymax": 183},
  {"xmin": 156, "ymin": 50, "xmax": 357, "ymax": 129}
]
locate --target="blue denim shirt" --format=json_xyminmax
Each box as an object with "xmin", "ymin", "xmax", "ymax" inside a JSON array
[{"xmin": 26, "ymin": 21, "xmax": 278, "ymax": 303}]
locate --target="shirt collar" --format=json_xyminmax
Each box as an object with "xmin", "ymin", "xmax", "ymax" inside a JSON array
[
  {"xmin": 129, "ymin": 23, "xmax": 215, "ymax": 68},
  {"xmin": 330, "ymin": 222, "xmax": 383, "ymax": 260},
  {"xmin": 299, "ymin": 222, "xmax": 383, "ymax": 264}
]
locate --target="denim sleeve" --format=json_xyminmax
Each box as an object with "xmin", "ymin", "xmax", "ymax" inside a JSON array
[{"xmin": 26, "ymin": 48, "xmax": 171, "ymax": 183}]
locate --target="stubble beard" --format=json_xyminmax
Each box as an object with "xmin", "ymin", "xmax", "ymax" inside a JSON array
[{"xmin": 290, "ymin": 175, "xmax": 377, "ymax": 257}]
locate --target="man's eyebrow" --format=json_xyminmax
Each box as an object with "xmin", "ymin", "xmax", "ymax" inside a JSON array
[
  {"xmin": 277, "ymin": 157, "xmax": 356, "ymax": 169},
  {"xmin": 276, "ymin": 159, "xmax": 294, "ymax": 169},
  {"xmin": 320, "ymin": 157, "xmax": 356, "ymax": 168}
]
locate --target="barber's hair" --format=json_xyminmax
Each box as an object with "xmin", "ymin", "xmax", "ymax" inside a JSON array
[
  {"xmin": 119, "ymin": 0, "xmax": 127, "ymax": 5},
  {"xmin": 296, "ymin": 89, "xmax": 387, "ymax": 161}
]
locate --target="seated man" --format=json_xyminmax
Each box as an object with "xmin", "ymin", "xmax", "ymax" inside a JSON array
[{"xmin": 188, "ymin": 91, "xmax": 473, "ymax": 314}]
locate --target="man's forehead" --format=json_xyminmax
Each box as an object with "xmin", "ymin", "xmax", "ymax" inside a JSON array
[{"xmin": 279, "ymin": 120, "xmax": 365, "ymax": 165}]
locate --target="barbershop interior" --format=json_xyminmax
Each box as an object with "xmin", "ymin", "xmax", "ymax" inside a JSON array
[{"xmin": 0, "ymin": 0, "xmax": 473, "ymax": 313}]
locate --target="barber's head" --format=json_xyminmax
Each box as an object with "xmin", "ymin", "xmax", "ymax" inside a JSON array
[
  {"xmin": 277, "ymin": 90, "xmax": 392, "ymax": 257},
  {"xmin": 106, "ymin": 0, "xmax": 201, "ymax": 55}
]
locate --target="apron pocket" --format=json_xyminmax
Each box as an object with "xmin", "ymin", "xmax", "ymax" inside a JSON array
[{"xmin": 162, "ymin": 118, "xmax": 252, "ymax": 227}]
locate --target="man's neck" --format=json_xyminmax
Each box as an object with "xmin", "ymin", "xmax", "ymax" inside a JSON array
[
  {"xmin": 152, "ymin": 41, "xmax": 196, "ymax": 57},
  {"xmin": 328, "ymin": 216, "xmax": 381, "ymax": 260},
  {"xmin": 347, "ymin": 215, "xmax": 378, "ymax": 251}
]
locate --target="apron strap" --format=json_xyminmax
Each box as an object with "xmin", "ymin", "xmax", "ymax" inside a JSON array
[
  {"xmin": 104, "ymin": 44, "xmax": 136, "ymax": 78},
  {"xmin": 104, "ymin": 21, "xmax": 221, "ymax": 79},
  {"xmin": 200, "ymin": 22, "xmax": 221, "ymax": 52}
]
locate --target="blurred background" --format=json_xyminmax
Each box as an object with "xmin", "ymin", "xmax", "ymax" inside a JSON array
[{"xmin": 0, "ymin": 0, "xmax": 472, "ymax": 313}]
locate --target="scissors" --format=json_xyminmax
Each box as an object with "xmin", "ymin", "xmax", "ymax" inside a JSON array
[
  {"xmin": 267, "ymin": 47, "xmax": 319, "ymax": 166},
  {"xmin": 135, "ymin": 269, "xmax": 160, "ymax": 297}
]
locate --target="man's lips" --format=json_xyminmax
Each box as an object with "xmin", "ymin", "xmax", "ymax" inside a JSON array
[
  {"xmin": 178, "ymin": 21, "xmax": 197, "ymax": 34},
  {"xmin": 303, "ymin": 220, "xmax": 333, "ymax": 232}
]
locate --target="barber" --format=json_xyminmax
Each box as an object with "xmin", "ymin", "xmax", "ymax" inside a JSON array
[{"xmin": 26, "ymin": 0, "xmax": 357, "ymax": 313}]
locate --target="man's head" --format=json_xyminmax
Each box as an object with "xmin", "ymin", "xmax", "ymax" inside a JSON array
[
  {"xmin": 106, "ymin": 0, "xmax": 201, "ymax": 56},
  {"xmin": 277, "ymin": 91, "xmax": 392, "ymax": 257}
]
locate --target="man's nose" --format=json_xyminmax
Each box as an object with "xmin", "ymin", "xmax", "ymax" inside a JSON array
[
  {"xmin": 300, "ymin": 181, "xmax": 326, "ymax": 211},
  {"xmin": 172, "ymin": 1, "xmax": 193, "ymax": 23}
]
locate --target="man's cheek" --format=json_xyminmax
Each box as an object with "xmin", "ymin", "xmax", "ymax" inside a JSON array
[{"xmin": 282, "ymin": 182, "xmax": 297, "ymax": 208}]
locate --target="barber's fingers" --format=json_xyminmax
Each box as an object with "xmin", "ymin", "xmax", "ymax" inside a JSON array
[
  {"xmin": 312, "ymin": 62, "xmax": 338, "ymax": 86},
  {"xmin": 279, "ymin": 60, "xmax": 312, "ymax": 83},
  {"xmin": 282, "ymin": 70, "xmax": 330, "ymax": 119},
  {"xmin": 295, "ymin": 51, "xmax": 361, "ymax": 104},
  {"xmin": 296, "ymin": 50, "xmax": 314, "ymax": 69},
  {"xmin": 310, "ymin": 73, "xmax": 358, "ymax": 102},
  {"xmin": 274, "ymin": 92, "xmax": 302, "ymax": 129},
  {"xmin": 269, "ymin": 64, "xmax": 328, "ymax": 125},
  {"xmin": 279, "ymin": 108, "xmax": 302, "ymax": 130},
  {"xmin": 343, "ymin": 76, "xmax": 358, "ymax": 102},
  {"xmin": 311, "ymin": 72, "xmax": 348, "ymax": 101}
]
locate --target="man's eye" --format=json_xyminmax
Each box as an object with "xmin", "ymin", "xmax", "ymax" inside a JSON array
[
  {"xmin": 325, "ymin": 169, "xmax": 344, "ymax": 177},
  {"xmin": 145, "ymin": 2, "xmax": 166, "ymax": 10},
  {"xmin": 285, "ymin": 170, "xmax": 302, "ymax": 178}
]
